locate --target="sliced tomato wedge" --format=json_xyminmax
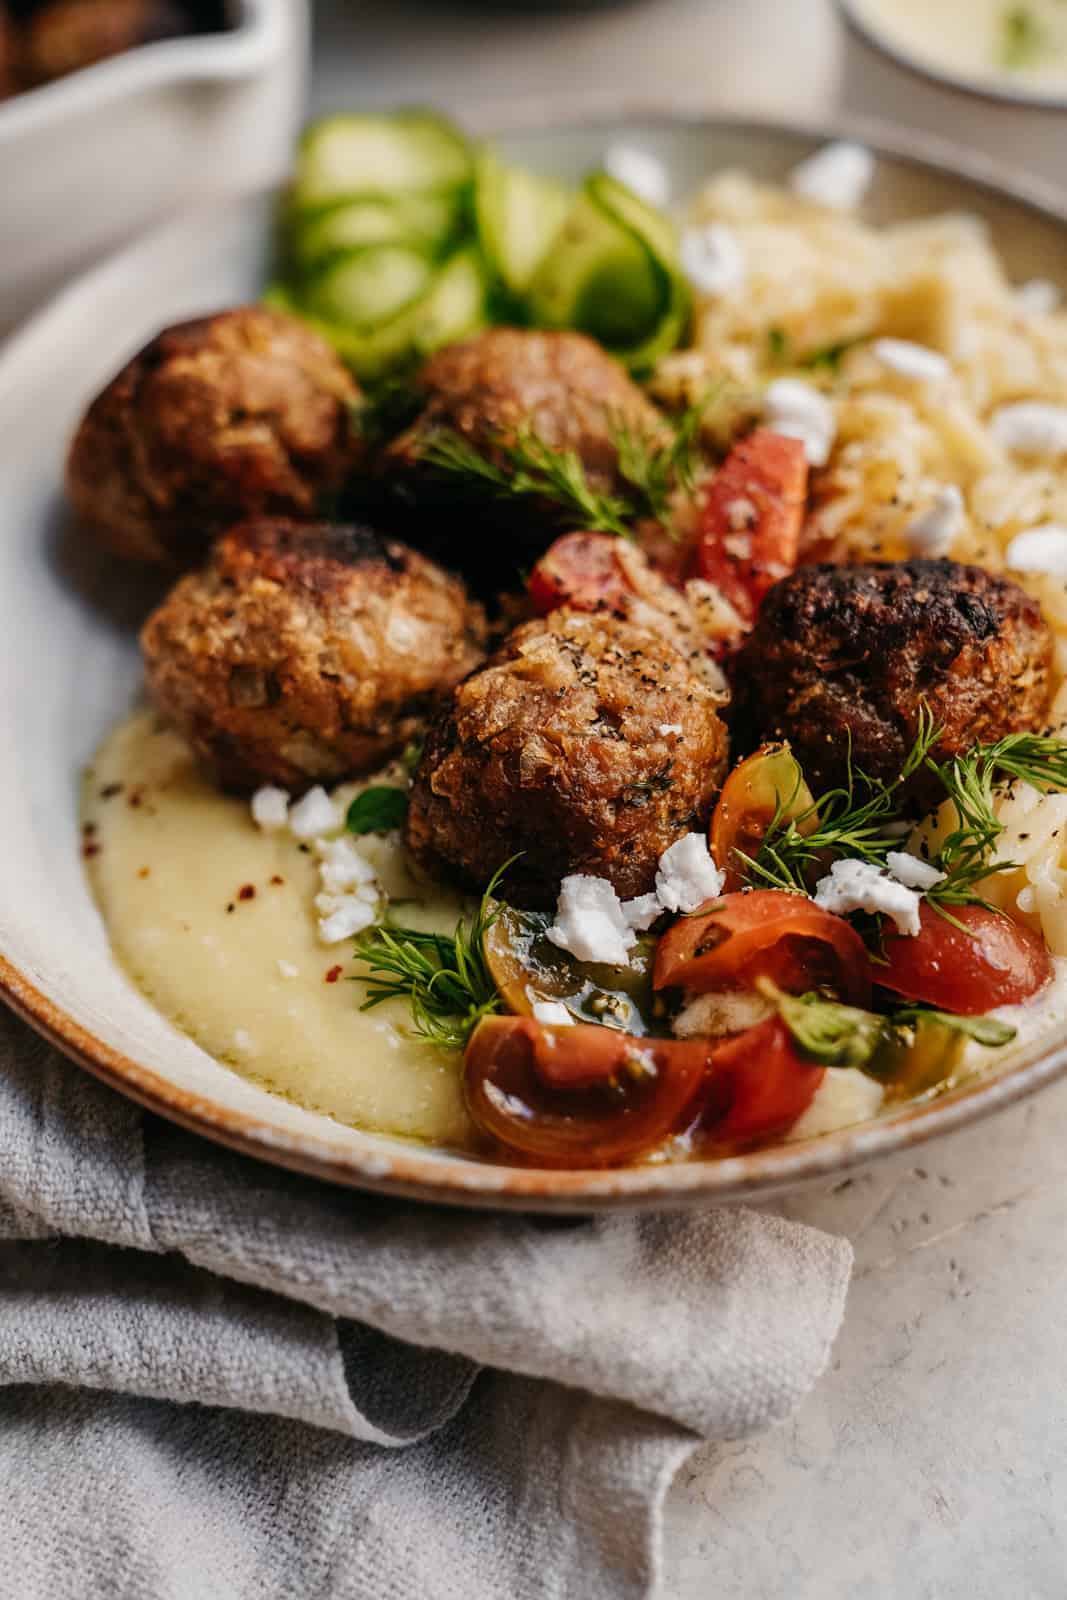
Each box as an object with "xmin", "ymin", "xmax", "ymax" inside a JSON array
[
  {"xmin": 654, "ymin": 890, "xmax": 872, "ymax": 1007},
  {"xmin": 877, "ymin": 902, "xmax": 1052, "ymax": 1015},
  {"xmin": 710, "ymin": 744, "xmax": 817, "ymax": 893},
  {"xmin": 689, "ymin": 429, "xmax": 808, "ymax": 626},
  {"xmin": 701, "ymin": 1017, "xmax": 825, "ymax": 1145},
  {"xmin": 463, "ymin": 1015, "xmax": 711, "ymax": 1167},
  {"xmin": 527, "ymin": 531, "xmax": 634, "ymax": 617}
]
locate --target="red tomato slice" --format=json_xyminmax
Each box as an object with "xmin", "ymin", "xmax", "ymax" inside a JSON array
[
  {"xmin": 463, "ymin": 1015, "xmax": 711, "ymax": 1167},
  {"xmin": 690, "ymin": 429, "xmax": 808, "ymax": 625},
  {"xmin": 527, "ymin": 531, "xmax": 634, "ymax": 617},
  {"xmin": 710, "ymin": 744, "xmax": 816, "ymax": 893},
  {"xmin": 702, "ymin": 1017, "xmax": 825, "ymax": 1144},
  {"xmin": 654, "ymin": 890, "xmax": 872, "ymax": 1007},
  {"xmin": 877, "ymin": 902, "xmax": 1052, "ymax": 1015}
]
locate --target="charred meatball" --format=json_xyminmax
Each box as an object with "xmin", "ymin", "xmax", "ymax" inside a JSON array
[
  {"xmin": 21, "ymin": 0, "xmax": 184, "ymax": 83},
  {"xmin": 733, "ymin": 558, "xmax": 1053, "ymax": 804},
  {"xmin": 406, "ymin": 609, "xmax": 730, "ymax": 908},
  {"xmin": 67, "ymin": 307, "xmax": 361, "ymax": 566},
  {"xmin": 142, "ymin": 519, "xmax": 487, "ymax": 792}
]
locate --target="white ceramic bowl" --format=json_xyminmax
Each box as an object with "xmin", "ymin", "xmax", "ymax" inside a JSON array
[
  {"xmin": 0, "ymin": 0, "xmax": 308, "ymax": 332},
  {"xmin": 4, "ymin": 111, "xmax": 1067, "ymax": 1212}
]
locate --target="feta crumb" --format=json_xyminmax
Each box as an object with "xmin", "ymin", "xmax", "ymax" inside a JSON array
[
  {"xmin": 1017, "ymin": 885, "xmax": 1037, "ymax": 914},
  {"xmin": 991, "ymin": 402, "xmax": 1067, "ymax": 459},
  {"xmin": 725, "ymin": 496, "xmax": 757, "ymax": 531},
  {"xmin": 886, "ymin": 851, "xmax": 945, "ymax": 891},
  {"xmin": 870, "ymin": 338, "xmax": 950, "ymax": 383},
  {"xmin": 1004, "ymin": 524, "xmax": 1067, "ymax": 578},
  {"xmin": 789, "ymin": 141, "xmax": 874, "ymax": 211},
  {"xmin": 1016, "ymin": 279, "xmax": 1060, "ymax": 317},
  {"xmin": 531, "ymin": 999, "xmax": 575, "ymax": 1027},
  {"xmin": 764, "ymin": 379, "xmax": 836, "ymax": 467},
  {"xmin": 679, "ymin": 222, "xmax": 746, "ymax": 297},
  {"xmin": 621, "ymin": 892, "xmax": 663, "ymax": 931},
  {"xmin": 654, "ymin": 833, "xmax": 725, "ymax": 915},
  {"xmin": 547, "ymin": 876, "xmax": 636, "ymax": 968},
  {"xmin": 658, "ymin": 723, "xmax": 683, "ymax": 737},
  {"xmin": 787, "ymin": 1067, "xmax": 885, "ymax": 1140},
  {"xmin": 602, "ymin": 144, "xmax": 669, "ymax": 208},
  {"xmin": 232, "ymin": 1029, "xmax": 256, "ymax": 1055},
  {"xmin": 251, "ymin": 785, "xmax": 290, "ymax": 831},
  {"xmin": 902, "ymin": 485, "xmax": 963, "ymax": 558},
  {"xmin": 813, "ymin": 858, "xmax": 921, "ymax": 937},
  {"xmin": 317, "ymin": 895, "xmax": 376, "ymax": 945},
  {"xmin": 276, "ymin": 960, "xmax": 299, "ymax": 979},
  {"xmin": 288, "ymin": 786, "xmax": 340, "ymax": 840},
  {"xmin": 314, "ymin": 834, "xmax": 377, "ymax": 892},
  {"xmin": 673, "ymin": 988, "xmax": 774, "ymax": 1040}
]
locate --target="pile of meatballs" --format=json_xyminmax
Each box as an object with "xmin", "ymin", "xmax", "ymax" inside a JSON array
[{"xmin": 67, "ymin": 305, "xmax": 1055, "ymax": 912}]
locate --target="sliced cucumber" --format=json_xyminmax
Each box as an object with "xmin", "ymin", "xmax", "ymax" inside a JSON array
[
  {"xmin": 295, "ymin": 111, "xmax": 472, "ymax": 209},
  {"xmin": 527, "ymin": 190, "xmax": 666, "ymax": 348},
  {"xmin": 294, "ymin": 191, "xmax": 465, "ymax": 271},
  {"xmin": 305, "ymin": 246, "xmax": 435, "ymax": 331},
  {"xmin": 474, "ymin": 147, "xmax": 571, "ymax": 298},
  {"xmin": 586, "ymin": 173, "xmax": 680, "ymax": 274}
]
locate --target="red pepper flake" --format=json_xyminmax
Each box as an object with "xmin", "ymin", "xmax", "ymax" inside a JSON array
[
  {"xmin": 325, "ymin": 965, "xmax": 343, "ymax": 984},
  {"xmin": 128, "ymin": 789, "xmax": 144, "ymax": 809},
  {"xmin": 81, "ymin": 841, "xmax": 101, "ymax": 859},
  {"xmin": 237, "ymin": 884, "xmax": 256, "ymax": 901},
  {"xmin": 138, "ymin": 867, "xmax": 150, "ymax": 880},
  {"xmin": 269, "ymin": 874, "xmax": 284, "ymax": 886},
  {"xmin": 99, "ymin": 783, "xmax": 123, "ymax": 800}
]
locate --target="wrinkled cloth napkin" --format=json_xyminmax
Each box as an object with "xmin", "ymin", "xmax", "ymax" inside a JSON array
[{"xmin": 0, "ymin": 1005, "xmax": 851, "ymax": 1600}]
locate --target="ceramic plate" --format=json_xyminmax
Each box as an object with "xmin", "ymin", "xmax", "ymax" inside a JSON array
[{"xmin": 4, "ymin": 112, "xmax": 1067, "ymax": 1211}]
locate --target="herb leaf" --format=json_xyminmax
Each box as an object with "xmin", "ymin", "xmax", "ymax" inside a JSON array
[
  {"xmin": 889, "ymin": 1005, "xmax": 1017, "ymax": 1048},
  {"xmin": 758, "ymin": 980, "xmax": 888, "ymax": 1068},
  {"xmin": 346, "ymin": 786, "xmax": 408, "ymax": 836},
  {"xmin": 1001, "ymin": 6, "xmax": 1046, "ymax": 70},
  {"xmin": 350, "ymin": 863, "xmax": 511, "ymax": 1049}
]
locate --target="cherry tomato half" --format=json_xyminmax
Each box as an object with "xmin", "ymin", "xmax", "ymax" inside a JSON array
[
  {"xmin": 701, "ymin": 1016, "xmax": 825, "ymax": 1145},
  {"xmin": 877, "ymin": 902, "xmax": 1052, "ymax": 1015},
  {"xmin": 463, "ymin": 1015, "xmax": 711, "ymax": 1167},
  {"xmin": 689, "ymin": 428, "xmax": 808, "ymax": 626},
  {"xmin": 654, "ymin": 890, "xmax": 872, "ymax": 1007},
  {"xmin": 710, "ymin": 744, "xmax": 816, "ymax": 893},
  {"xmin": 527, "ymin": 531, "xmax": 634, "ymax": 617}
]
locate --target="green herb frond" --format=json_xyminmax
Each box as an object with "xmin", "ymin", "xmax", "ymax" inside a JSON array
[{"xmin": 608, "ymin": 383, "xmax": 721, "ymax": 536}]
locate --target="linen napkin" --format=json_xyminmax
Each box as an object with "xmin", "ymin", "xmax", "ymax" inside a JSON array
[{"xmin": 0, "ymin": 1004, "xmax": 852, "ymax": 1600}]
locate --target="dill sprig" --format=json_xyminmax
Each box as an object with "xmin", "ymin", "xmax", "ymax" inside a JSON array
[
  {"xmin": 418, "ymin": 424, "xmax": 633, "ymax": 537},
  {"xmin": 350, "ymin": 865, "xmax": 509, "ymax": 1050},
  {"xmin": 738, "ymin": 709, "xmax": 942, "ymax": 894},
  {"xmin": 609, "ymin": 385, "xmax": 719, "ymax": 533}
]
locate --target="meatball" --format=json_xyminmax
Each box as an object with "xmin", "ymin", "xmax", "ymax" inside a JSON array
[
  {"xmin": 0, "ymin": 5, "xmax": 18, "ymax": 98},
  {"xmin": 67, "ymin": 307, "xmax": 361, "ymax": 566},
  {"xmin": 142, "ymin": 519, "xmax": 488, "ymax": 792},
  {"xmin": 406, "ymin": 609, "xmax": 730, "ymax": 908},
  {"xmin": 21, "ymin": 0, "xmax": 184, "ymax": 83},
  {"xmin": 733, "ymin": 558, "xmax": 1053, "ymax": 803},
  {"xmin": 376, "ymin": 328, "xmax": 669, "ymax": 573}
]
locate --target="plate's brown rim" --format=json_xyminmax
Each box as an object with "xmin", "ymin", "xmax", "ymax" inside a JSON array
[{"xmin": 5, "ymin": 105, "xmax": 1067, "ymax": 1211}]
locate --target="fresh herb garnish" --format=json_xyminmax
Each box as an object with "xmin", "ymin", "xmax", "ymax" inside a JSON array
[
  {"xmin": 1000, "ymin": 6, "xmax": 1046, "ymax": 69},
  {"xmin": 350, "ymin": 864, "xmax": 510, "ymax": 1049},
  {"xmin": 766, "ymin": 327, "xmax": 859, "ymax": 373},
  {"xmin": 609, "ymin": 385, "xmax": 720, "ymax": 535},
  {"xmin": 888, "ymin": 1005, "xmax": 1017, "ymax": 1048},
  {"xmin": 346, "ymin": 786, "xmax": 409, "ymax": 836},
  {"xmin": 400, "ymin": 740, "xmax": 423, "ymax": 778},
  {"xmin": 757, "ymin": 980, "xmax": 888, "ymax": 1068}
]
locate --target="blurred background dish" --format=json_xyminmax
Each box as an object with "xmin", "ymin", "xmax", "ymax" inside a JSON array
[{"xmin": 0, "ymin": 0, "xmax": 306, "ymax": 331}]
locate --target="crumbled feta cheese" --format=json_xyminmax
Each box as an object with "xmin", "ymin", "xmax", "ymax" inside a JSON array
[
  {"xmin": 251, "ymin": 784, "xmax": 290, "ymax": 831},
  {"xmin": 232, "ymin": 1029, "xmax": 257, "ymax": 1055},
  {"xmin": 316, "ymin": 894, "xmax": 376, "ymax": 945},
  {"xmin": 991, "ymin": 402, "xmax": 1067, "ymax": 459},
  {"xmin": 547, "ymin": 875, "xmax": 637, "ymax": 967},
  {"xmin": 288, "ymin": 786, "xmax": 340, "ymax": 840},
  {"xmin": 870, "ymin": 338, "xmax": 950, "ymax": 383},
  {"xmin": 886, "ymin": 850, "xmax": 945, "ymax": 891},
  {"xmin": 673, "ymin": 988, "xmax": 774, "ymax": 1040},
  {"xmin": 787, "ymin": 1067, "xmax": 885, "ymax": 1140},
  {"xmin": 658, "ymin": 723, "xmax": 683, "ymax": 737},
  {"xmin": 1004, "ymin": 524, "xmax": 1067, "ymax": 577},
  {"xmin": 679, "ymin": 223, "xmax": 746, "ymax": 296},
  {"xmin": 725, "ymin": 497, "xmax": 757, "ymax": 531},
  {"xmin": 654, "ymin": 833, "xmax": 725, "ymax": 914},
  {"xmin": 902, "ymin": 485, "xmax": 963, "ymax": 558},
  {"xmin": 1016, "ymin": 279, "xmax": 1060, "ymax": 317},
  {"xmin": 314, "ymin": 834, "xmax": 377, "ymax": 892},
  {"xmin": 813, "ymin": 858, "xmax": 921, "ymax": 937},
  {"xmin": 764, "ymin": 379, "xmax": 836, "ymax": 467},
  {"xmin": 621, "ymin": 892, "xmax": 663, "ymax": 931},
  {"xmin": 531, "ymin": 999, "xmax": 575, "ymax": 1027},
  {"xmin": 602, "ymin": 144, "xmax": 669, "ymax": 207},
  {"xmin": 789, "ymin": 141, "xmax": 874, "ymax": 211},
  {"xmin": 276, "ymin": 960, "xmax": 299, "ymax": 979}
]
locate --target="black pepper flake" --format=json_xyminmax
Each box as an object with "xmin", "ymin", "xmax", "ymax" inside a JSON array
[
  {"xmin": 99, "ymin": 783, "xmax": 123, "ymax": 800},
  {"xmin": 226, "ymin": 902, "xmax": 236, "ymax": 914}
]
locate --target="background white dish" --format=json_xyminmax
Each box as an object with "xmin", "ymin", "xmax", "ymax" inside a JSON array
[{"xmin": 4, "ymin": 112, "xmax": 1067, "ymax": 1212}]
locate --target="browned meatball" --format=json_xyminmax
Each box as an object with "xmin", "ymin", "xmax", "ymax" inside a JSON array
[
  {"xmin": 0, "ymin": 5, "xmax": 18, "ymax": 98},
  {"xmin": 21, "ymin": 0, "xmax": 184, "ymax": 83},
  {"xmin": 142, "ymin": 519, "xmax": 488, "ymax": 792},
  {"xmin": 66, "ymin": 307, "xmax": 361, "ymax": 566},
  {"xmin": 733, "ymin": 558, "xmax": 1053, "ymax": 804},
  {"xmin": 406, "ymin": 610, "xmax": 730, "ymax": 908}
]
